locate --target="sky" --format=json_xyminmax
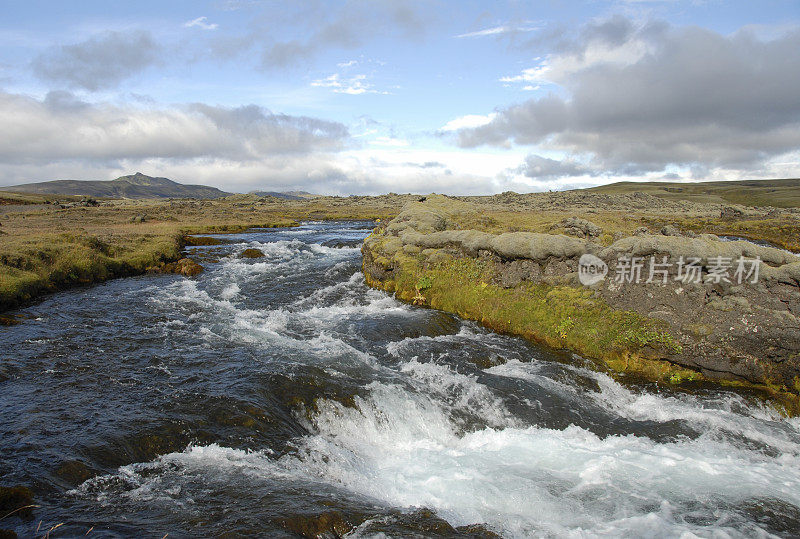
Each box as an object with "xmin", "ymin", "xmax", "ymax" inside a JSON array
[{"xmin": 0, "ymin": 0, "xmax": 798, "ymax": 195}]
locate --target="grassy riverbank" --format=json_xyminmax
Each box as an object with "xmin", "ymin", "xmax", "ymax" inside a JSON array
[{"xmin": 0, "ymin": 194, "xmax": 408, "ymax": 312}]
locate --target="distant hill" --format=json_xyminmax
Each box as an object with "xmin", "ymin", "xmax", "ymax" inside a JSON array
[
  {"xmin": 587, "ymin": 178, "xmax": 800, "ymax": 208},
  {"xmin": 249, "ymin": 190, "xmax": 315, "ymax": 200},
  {"xmin": 4, "ymin": 172, "xmax": 232, "ymax": 199}
]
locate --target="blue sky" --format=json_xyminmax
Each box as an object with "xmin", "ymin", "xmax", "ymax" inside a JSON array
[{"xmin": 0, "ymin": 0, "xmax": 798, "ymax": 194}]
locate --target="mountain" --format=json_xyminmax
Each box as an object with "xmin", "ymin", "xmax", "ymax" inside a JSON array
[
  {"xmin": 4, "ymin": 172, "xmax": 232, "ymax": 199},
  {"xmin": 587, "ymin": 178, "xmax": 800, "ymax": 208},
  {"xmin": 249, "ymin": 190, "xmax": 315, "ymax": 200}
]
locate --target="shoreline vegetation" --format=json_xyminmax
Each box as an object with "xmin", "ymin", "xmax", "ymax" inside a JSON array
[{"xmin": 3, "ymin": 179, "xmax": 800, "ymax": 412}]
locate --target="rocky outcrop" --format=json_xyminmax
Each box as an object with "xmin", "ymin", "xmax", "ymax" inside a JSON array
[{"xmin": 363, "ymin": 198, "xmax": 800, "ymax": 400}]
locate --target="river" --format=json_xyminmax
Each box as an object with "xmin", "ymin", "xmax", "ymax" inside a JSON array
[{"xmin": 2, "ymin": 221, "xmax": 800, "ymax": 537}]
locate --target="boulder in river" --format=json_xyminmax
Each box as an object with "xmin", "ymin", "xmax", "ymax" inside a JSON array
[
  {"xmin": 239, "ymin": 248, "xmax": 265, "ymax": 259},
  {"xmin": 172, "ymin": 258, "xmax": 203, "ymax": 276}
]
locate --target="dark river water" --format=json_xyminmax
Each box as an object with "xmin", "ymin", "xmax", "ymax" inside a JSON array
[{"xmin": 2, "ymin": 221, "xmax": 800, "ymax": 537}]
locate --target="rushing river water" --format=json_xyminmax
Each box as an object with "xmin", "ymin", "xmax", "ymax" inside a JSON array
[{"xmin": 2, "ymin": 221, "xmax": 800, "ymax": 537}]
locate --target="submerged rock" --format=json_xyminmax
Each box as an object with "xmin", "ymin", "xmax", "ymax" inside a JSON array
[
  {"xmin": 278, "ymin": 511, "xmax": 353, "ymax": 538},
  {"xmin": 0, "ymin": 485, "xmax": 35, "ymax": 520},
  {"xmin": 55, "ymin": 460, "xmax": 94, "ymax": 486}
]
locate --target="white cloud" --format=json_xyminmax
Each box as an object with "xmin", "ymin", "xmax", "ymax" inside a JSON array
[
  {"xmin": 456, "ymin": 21, "xmax": 541, "ymax": 39},
  {"xmin": 501, "ymin": 35, "xmax": 652, "ymax": 87},
  {"xmin": 184, "ymin": 16, "xmax": 219, "ymax": 31},
  {"xmin": 310, "ymin": 73, "xmax": 386, "ymax": 95},
  {"xmin": 32, "ymin": 30, "xmax": 160, "ymax": 91},
  {"xmin": 440, "ymin": 113, "xmax": 497, "ymax": 132}
]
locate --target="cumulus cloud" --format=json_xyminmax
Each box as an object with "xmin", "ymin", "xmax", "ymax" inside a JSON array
[
  {"xmin": 440, "ymin": 113, "xmax": 497, "ymax": 132},
  {"xmin": 32, "ymin": 30, "xmax": 161, "ymax": 91},
  {"xmin": 458, "ymin": 18, "xmax": 800, "ymax": 177},
  {"xmin": 0, "ymin": 89, "xmax": 534, "ymax": 195},
  {"xmin": 0, "ymin": 90, "xmax": 349, "ymax": 164}
]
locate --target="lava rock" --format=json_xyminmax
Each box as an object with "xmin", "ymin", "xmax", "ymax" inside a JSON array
[{"xmin": 561, "ymin": 216, "xmax": 602, "ymax": 238}]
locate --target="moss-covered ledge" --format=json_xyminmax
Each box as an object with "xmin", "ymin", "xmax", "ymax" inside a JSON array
[{"xmin": 362, "ymin": 197, "xmax": 800, "ymax": 415}]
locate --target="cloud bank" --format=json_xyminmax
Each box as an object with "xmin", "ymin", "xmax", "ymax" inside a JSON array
[
  {"xmin": 0, "ymin": 91, "xmax": 349, "ymax": 163},
  {"xmin": 458, "ymin": 20, "xmax": 800, "ymax": 177}
]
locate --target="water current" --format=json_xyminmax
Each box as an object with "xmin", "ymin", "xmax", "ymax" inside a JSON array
[{"xmin": 2, "ymin": 221, "xmax": 800, "ymax": 537}]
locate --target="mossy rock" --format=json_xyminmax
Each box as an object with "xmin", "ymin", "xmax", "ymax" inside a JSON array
[
  {"xmin": 683, "ymin": 323, "xmax": 714, "ymax": 338},
  {"xmin": 168, "ymin": 258, "xmax": 204, "ymax": 276},
  {"xmin": 239, "ymin": 248, "xmax": 265, "ymax": 259}
]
